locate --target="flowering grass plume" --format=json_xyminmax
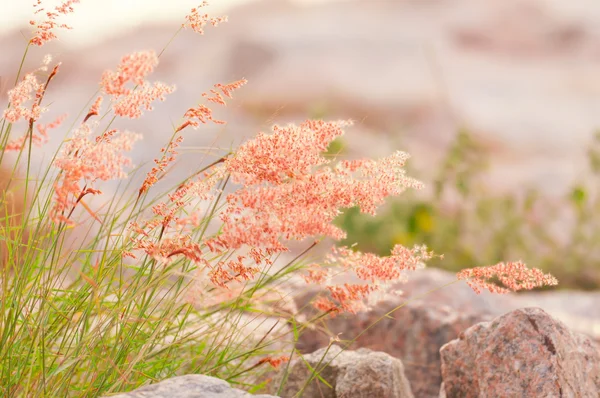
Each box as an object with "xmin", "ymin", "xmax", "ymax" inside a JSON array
[
  {"xmin": 3, "ymin": 55, "xmax": 56, "ymax": 126},
  {"xmin": 29, "ymin": 0, "xmax": 80, "ymax": 46},
  {"xmin": 183, "ymin": 1, "xmax": 228, "ymax": 34},
  {"xmin": 457, "ymin": 261, "xmax": 558, "ymax": 294},
  {"xmin": 51, "ymin": 123, "xmax": 141, "ymax": 224},
  {"xmin": 100, "ymin": 50, "xmax": 175, "ymax": 119},
  {"xmin": 305, "ymin": 244, "xmax": 434, "ymax": 314}
]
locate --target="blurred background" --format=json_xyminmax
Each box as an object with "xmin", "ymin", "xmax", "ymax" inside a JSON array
[{"xmin": 3, "ymin": 0, "xmax": 600, "ymax": 289}]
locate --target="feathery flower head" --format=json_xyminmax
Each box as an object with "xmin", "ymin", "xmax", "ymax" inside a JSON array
[
  {"xmin": 255, "ymin": 355, "xmax": 290, "ymax": 369},
  {"xmin": 5, "ymin": 114, "xmax": 66, "ymax": 151},
  {"xmin": 183, "ymin": 2, "xmax": 228, "ymax": 35},
  {"xmin": 128, "ymin": 234, "xmax": 205, "ymax": 265},
  {"xmin": 52, "ymin": 123, "xmax": 141, "ymax": 224},
  {"xmin": 84, "ymin": 96, "xmax": 103, "ymax": 122},
  {"xmin": 2, "ymin": 56, "xmax": 55, "ymax": 123},
  {"xmin": 176, "ymin": 79, "xmax": 247, "ymax": 132},
  {"xmin": 29, "ymin": 0, "xmax": 80, "ymax": 46},
  {"xmin": 304, "ymin": 244, "xmax": 434, "ymax": 314},
  {"xmin": 100, "ymin": 50, "xmax": 174, "ymax": 119},
  {"xmin": 226, "ymin": 120, "xmax": 350, "ymax": 186},
  {"xmin": 457, "ymin": 261, "xmax": 558, "ymax": 294},
  {"xmin": 214, "ymin": 120, "xmax": 423, "ymax": 254}
]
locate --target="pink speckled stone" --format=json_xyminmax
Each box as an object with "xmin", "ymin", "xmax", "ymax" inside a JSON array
[{"xmin": 439, "ymin": 307, "xmax": 600, "ymax": 397}]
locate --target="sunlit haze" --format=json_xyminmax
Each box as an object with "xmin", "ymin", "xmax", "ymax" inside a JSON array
[{"xmin": 1, "ymin": 0, "xmax": 337, "ymax": 47}]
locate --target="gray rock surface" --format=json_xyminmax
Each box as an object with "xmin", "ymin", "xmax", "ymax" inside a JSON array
[
  {"xmin": 278, "ymin": 345, "xmax": 413, "ymax": 398},
  {"xmin": 105, "ymin": 374, "xmax": 278, "ymax": 398},
  {"xmin": 439, "ymin": 307, "xmax": 600, "ymax": 398}
]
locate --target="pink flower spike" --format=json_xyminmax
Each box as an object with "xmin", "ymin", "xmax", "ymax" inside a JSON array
[
  {"xmin": 183, "ymin": 2, "xmax": 228, "ymax": 35},
  {"xmin": 457, "ymin": 261, "xmax": 558, "ymax": 294},
  {"xmin": 84, "ymin": 96, "xmax": 103, "ymax": 122},
  {"xmin": 100, "ymin": 50, "xmax": 174, "ymax": 119},
  {"xmin": 51, "ymin": 123, "xmax": 141, "ymax": 224},
  {"xmin": 29, "ymin": 0, "xmax": 80, "ymax": 46},
  {"xmin": 100, "ymin": 51, "xmax": 159, "ymax": 96},
  {"xmin": 215, "ymin": 79, "xmax": 247, "ymax": 98},
  {"xmin": 256, "ymin": 355, "xmax": 290, "ymax": 369},
  {"xmin": 5, "ymin": 114, "xmax": 66, "ymax": 151}
]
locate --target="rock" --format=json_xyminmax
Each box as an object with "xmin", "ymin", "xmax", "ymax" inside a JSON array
[
  {"xmin": 295, "ymin": 293, "xmax": 490, "ymax": 398},
  {"xmin": 293, "ymin": 268, "xmax": 600, "ymax": 396},
  {"xmin": 439, "ymin": 307, "xmax": 600, "ymax": 397},
  {"xmin": 278, "ymin": 345, "xmax": 413, "ymax": 398},
  {"xmin": 400, "ymin": 268, "xmax": 600, "ymax": 341},
  {"xmin": 105, "ymin": 374, "xmax": 278, "ymax": 398}
]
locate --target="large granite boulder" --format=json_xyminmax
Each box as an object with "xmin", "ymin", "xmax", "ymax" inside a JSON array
[
  {"xmin": 439, "ymin": 307, "xmax": 600, "ymax": 397},
  {"xmin": 278, "ymin": 345, "xmax": 413, "ymax": 398}
]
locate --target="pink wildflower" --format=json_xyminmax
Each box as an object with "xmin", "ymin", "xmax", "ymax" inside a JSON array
[
  {"xmin": 139, "ymin": 136, "xmax": 185, "ymax": 196},
  {"xmin": 225, "ymin": 120, "xmax": 349, "ymax": 186},
  {"xmin": 84, "ymin": 96, "xmax": 103, "ymax": 122},
  {"xmin": 333, "ymin": 245, "xmax": 432, "ymax": 283},
  {"xmin": 100, "ymin": 51, "xmax": 158, "ymax": 95},
  {"xmin": 112, "ymin": 82, "xmax": 174, "ymax": 118},
  {"xmin": 213, "ymin": 120, "xmax": 422, "ymax": 254},
  {"xmin": 129, "ymin": 234, "xmax": 205, "ymax": 265},
  {"xmin": 183, "ymin": 2, "xmax": 228, "ymax": 35},
  {"xmin": 255, "ymin": 355, "xmax": 290, "ymax": 369},
  {"xmin": 312, "ymin": 296, "xmax": 342, "ymax": 316},
  {"xmin": 129, "ymin": 169, "xmax": 225, "ymax": 263},
  {"xmin": 202, "ymin": 79, "xmax": 247, "ymax": 105},
  {"xmin": 52, "ymin": 123, "xmax": 141, "ymax": 224},
  {"xmin": 5, "ymin": 114, "xmax": 66, "ymax": 151},
  {"xmin": 302, "ymin": 264, "xmax": 329, "ymax": 284},
  {"xmin": 209, "ymin": 256, "xmax": 260, "ymax": 288},
  {"xmin": 100, "ymin": 50, "xmax": 174, "ymax": 119},
  {"xmin": 142, "ymin": 78, "xmax": 244, "ymax": 195},
  {"xmin": 305, "ymin": 244, "xmax": 434, "ymax": 314},
  {"xmin": 214, "ymin": 79, "xmax": 247, "ymax": 98},
  {"xmin": 29, "ymin": 0, "xmax": 80, "ymax": 46},
  {"xmin": 457, "ymin": 261, "xmax": 558, "ymax": 294},
  {"xmin": 177, "ymin": 104, "xmax": 224, "ymax": 131},
  {"xmin": 175, "ymin": 79, "xmax": 246, "ymax": 132},
  {"xmin": 3, "ymin": 56, "xmax": 55, "ymax": 124}
]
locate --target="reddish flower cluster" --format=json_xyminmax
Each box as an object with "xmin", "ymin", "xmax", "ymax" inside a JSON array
[
  {"xmin": 211, "ymin": 120, "xmax": 422, "ymax": 256},
  {"xmin": 175, "ymin": 79, "xmax": 247, "ymax": 133},
  {"xmin": 127, "ymin": 168, "xmax": 224, "ymax": 263},
  {"xmin": 29, "ymin": 0, "xmax": 80, "ymax": 46},
  {"xmin": 52, "ymin": 123, "xmax": 141, "ymax": 224},
  {"xmin": 140, "ymin": 79, "xmax": 245, "ymax": 196},
  {"xmin": 100, "ymin": 50, "xmax": 174, "ymax": 119},
  {"xmin": 305, "ymin": 244, "xmax": 434, "ymax": 314},
  {"xmin": 255, "ymin": 355, "xmax": 290, "ymax": 369},
  {"xmin": 208, "ymin": 255, "xmax": 261, "ymax": 288},
  {"xmin": 3, "ymin": 56, "xmax": 55, "ymax": 124},
  {"xmin": 126, "ymin": 233, "xmax": 206, "ymax": 265},
  {"xmin": 183, "ymin": 2, "xmax": 228, "ymax": 35},
  {"xmin": 84, "ymin": 96, "xmax": 103, "ymax": 123},
  {"xmin": 5, "ymin": 114, "xmax": 66, "ymax": 151},
  {"xmin": 202, "ymin": 79, "xmax": 247, "ymax": 105},
  {"xmin": 139, "ymin": 136, "xmax": 185, "ymax": 196},
  {"xmin": 131, "ymin": 79, "xmax": 248, "ymax": 280},
  {"xmin": 457, "ymin": 261, "xmax": 558, "ymax": 294}
]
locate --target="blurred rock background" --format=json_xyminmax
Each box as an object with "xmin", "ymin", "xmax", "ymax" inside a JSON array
[{"xmin": 2, "ymin": 0, "xmax": 600, "ymax": 288}]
